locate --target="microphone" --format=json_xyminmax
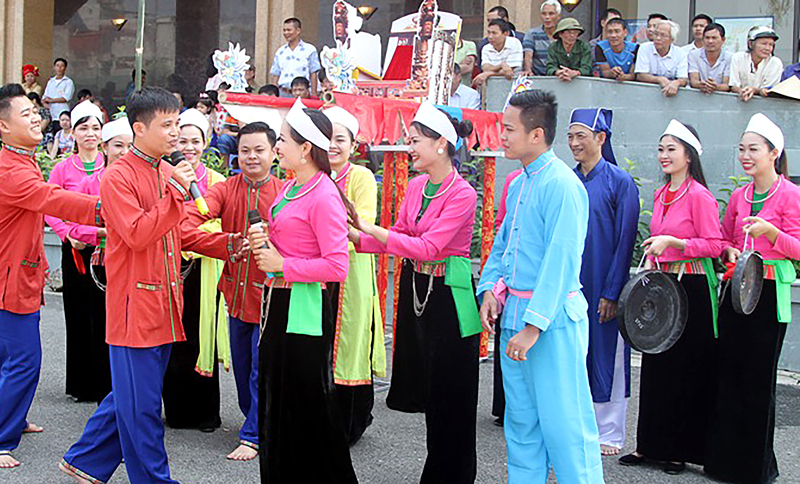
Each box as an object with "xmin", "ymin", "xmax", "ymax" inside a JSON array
[
  {"xmin": 248, "ymin": 209, "xmax": 274, "ymax": 279},
  {"xmin": 168, "ymin": 151, "xmax": 209, "ymax": 215}
]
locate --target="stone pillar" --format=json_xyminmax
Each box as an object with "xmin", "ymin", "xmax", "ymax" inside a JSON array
[
  {"xmin": 175, "ymin": 0, "xmax": 220, "ymax": 96},
  {"xmin": 2, "ymin": 0, "xmax": 24, "ymax": 85},
  {"xmin": 22, "ymin": 0, "xmax": 54, "ymax": 83},
  {"xmin": 255, "ymin": 0, "xmax": 270, "ymax": 86}
]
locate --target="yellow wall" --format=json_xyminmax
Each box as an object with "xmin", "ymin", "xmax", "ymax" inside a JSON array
[{"xmin": 0, "ymin": 0, "xmax": 54, "ymax": 85}]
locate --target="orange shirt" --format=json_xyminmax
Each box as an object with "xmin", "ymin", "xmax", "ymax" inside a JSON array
[
  {"xmin": 0, "ymin": 146, "xmax": 101, "ymax": 314},
  {"xmin": 101, "ymin": 147, "xmax": 233, "ymax": 348},
  {"xmin": 184, "ymin": 173, "xmax": 283, "ymax": 324}
]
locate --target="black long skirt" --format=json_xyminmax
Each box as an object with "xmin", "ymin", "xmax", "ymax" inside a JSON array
[
  {"xmin": 62, "ymin": 241, "xmax": 102, "ymax": 402},
  {"xmin": 388, "ymin": 261, "xmax": 479, "ymax": 484},
  {"xmin": 704, "ymin": 281, "xmax": 787, "ymax": 484},
  {"xmin": 163, "ymin": 260, "xmax": 222, "ymax": 430},
  {"xmin": 329, "ymin": 281, "xmax": 376, "ymax": 446},
  {"xmin": 258, "ymin": 287, "xmax": 358, "ymax": 484},
  {"xmin": 87, "ymin": 264, "xmax": 111, "ymax": 403},
  {"xmin": 635, "ymin": 274, "xmax": 719, "ymax": 465}
]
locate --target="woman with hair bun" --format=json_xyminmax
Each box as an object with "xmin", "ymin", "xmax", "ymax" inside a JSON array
[
  {"xmin": 348, "ymin": 102, "xmax": 481, "ymax": 483},
  {"xmin": 248, "ymin": 99, "xmax": 357, "ymax": 483},
  {"xmin": 705, "ymin": 113, "xmax": 800, "ymax": 484},
  {"xmin": 620, "ymin": 120, "xmax": 725, "ymax": 475}
]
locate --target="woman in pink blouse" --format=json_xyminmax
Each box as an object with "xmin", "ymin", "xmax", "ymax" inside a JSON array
[
  {"xmin": 44, "ymin": 100, "xmax": 107, "ymax": 403},
  {"xmin": 249, "ymin": 100, "xmax": 357, "ymax": 484},
  {"xmin": 348, "ymin": 103, "xmax": 480, "ymax": 484},
  {"xmin": 705, "ymin": 114, "xmax": 800, "ymax": 484},
  {"xmin": 621, "ymin": 120, "xmax": 724, "ymax": 475}
]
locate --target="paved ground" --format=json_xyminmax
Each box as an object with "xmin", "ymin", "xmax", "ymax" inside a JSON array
[{"xmin": 4, "ymin": 293, "xmax": 800, "ymax": 483}]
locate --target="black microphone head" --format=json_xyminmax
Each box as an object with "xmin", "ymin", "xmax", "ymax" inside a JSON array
[
  {"xmin": 247, "ymin": 210, "xmax": 262, "ymax": 226},
  {"xmin": 168, "ymin": 151, "xmax": 186, "ymax": 166}
]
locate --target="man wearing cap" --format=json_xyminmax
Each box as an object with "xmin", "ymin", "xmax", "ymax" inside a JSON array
[
  {"xmin": 0, "ymin": 83, "xmax": 102, "ymax": 470},
  {"xmin": 474, "ymin": 19, "xmax": 523, "ymax": 88},
  {"xmin": 183, "ymin": 120, "xmax": 282, "ymax": 462},
  {"xmin": 477, "ymin": 89, "xmax": 604, "ymax": 483},
  {"xmin": 546, "ymin": 18, "xmax": 592, "ymax": 81},
  {"xmin": 634, "ymin": 20, "xmax": 689, "ymax": 97},
  {"xmin": 730, "ymin": 26, "xmax": 783, "ymax": 102},
  {"xmin": 568, "ymin": 108, "xmax": 640, "ymax": 457}
]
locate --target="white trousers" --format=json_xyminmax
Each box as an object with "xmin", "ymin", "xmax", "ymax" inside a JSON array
[{"xmin": 593, "ymin": 333, "xmax": 628, "ymax": 449}]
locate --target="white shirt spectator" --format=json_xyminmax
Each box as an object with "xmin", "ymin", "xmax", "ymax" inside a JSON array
[
  {"xmin": 729, "ymin": 51, "xmax": 783, "ymax": 89},
  {"xmin": 688, "ymin": 48, "xmax": 733, "ymax": 84},
  {"xmin": 681, "ymin": 42, "xmax": 701, "ymax": 55},
  {"xmin": 481, "ymin": 36, "xmax": 524, "ymax": 71},
  {"xmin": 448, "ymin": 84, "xmax": 481, "ymax": 110},
  {"xmin": 634, "ymin": 42, "xmax": 689, "ymax": 80},
  {"xmin": 43, "ymin": 75, "xmax": 75, "ymax": 119},
  {"xmin": 270, "ymin": 40, "xmax": 322, "ymax": 91}
]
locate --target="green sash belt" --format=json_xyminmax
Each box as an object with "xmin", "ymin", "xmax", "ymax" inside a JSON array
[
  {"xmin": 444, "ymin": 256, "xmax": 483, "ymax": 338},
  {"xmin": 764, "ymin": 260, "xmax": 796, "ymax": 324},
  {"xmin": 673, "ymin": 258, "xmax": 719, "ymax": 338},
  {"xmin": 287, "ymin": 282, "xmax": 323, "ymax": 336}
]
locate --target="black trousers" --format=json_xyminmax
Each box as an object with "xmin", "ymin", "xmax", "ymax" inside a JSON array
[
  {"xmin": 387, "ymin": 262, "xmax": 479, "ymax": 484},
  {"xmin": 258, "ymin": 287, "xmax": 358, "ymax": 484},
  {"xmin": 705, "ymin": 281, "xmax": 786, "ymax": 484},
  {"xmin": 87, "ymin": 265, "xmax": 111, "ymax": 403},
  {"xmin": 163, "ymin": 260, "xmax": 222, "ymax": 430},
  {"xmin": 635, "ymin": 274, "xmax": 719, "ymax": 465}
]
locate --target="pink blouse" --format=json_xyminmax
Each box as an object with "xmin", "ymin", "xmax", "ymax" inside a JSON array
[
  {"xmin": 267, "ymin": 172, "xmax": 349, "ymax": 283},
  {"xmin": 44, "ymin": 153, "xmax": 105, "ymax": 245},
  {"xmin": 649, "ymin": 178, "xmax": 724, "ymax": 262},
  {"xmin": 722, "ymin": 175, "xmax": 800, "ymax": 260},
  {"xmin": 356, "ymin": 170, "xmax": 477, "ymax": 261}
]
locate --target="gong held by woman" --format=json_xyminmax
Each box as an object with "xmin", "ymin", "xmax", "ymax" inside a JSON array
[
  {"xmin": 248, "ymin": 99, "xmax": 358, "ymax": 484},
  {"xmin": 704, "ymin": 114, "xmax": 800, "ymax": 484},
  {"xmin": 620, "ymin": 120, "xmax": 725, "ymax": 475},
  {"xmin": 348, "ymin": 102, "xmax": 482, "ymax": 484}
]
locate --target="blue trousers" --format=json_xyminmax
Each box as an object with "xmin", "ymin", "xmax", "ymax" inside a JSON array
[
  {"xmin": 229, "ymin": 317, "xmax": 259, "ymax": 447},
  {"xmin": 62, "ymin": 344, "xmax": 178, "ymax": 484},
  {"xmin": 500, "ymin": 320, "xmax": 604, "ymax": 484},
  {"xmin": 0, "ymin": 310, "xmax": 41, "ymax": 453}
]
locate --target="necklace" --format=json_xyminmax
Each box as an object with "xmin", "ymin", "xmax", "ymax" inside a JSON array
[
  {"xmin": 422, "ymin": 171, "xmax": 457, "ymax": 200},
  {"xmin": 71, "ymin": 154, "xmax": 103, "ymax": 173},
  {"xmin": 282, "ymin": 174, "xmax": 323, "ymax": 201},
  {"xmin": 333, "ymin": 163, "xmax": 351, "ymax": 183},
  {"xmin": 660, "ymin": 181, "xmax": 690, "ymax": 206},
  {"xmin": 4, "ymin": 145, "xmax": 36, "ymax": 157},
  {"xmin": 744, "ymin": 176, "xmax": 782, "ymax": 204}
]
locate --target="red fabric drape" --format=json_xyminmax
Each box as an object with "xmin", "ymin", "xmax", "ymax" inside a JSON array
[
  {"xmin": 391, "ymin": 153, "xmax": 409, "ymax": 334},
  {"xmin": 378, "ymin": 153, "xmax": 395, "ymax": 341},
  {"xmin": 478, "ymin": 157, "xmax": 497, "ymax": 358}
]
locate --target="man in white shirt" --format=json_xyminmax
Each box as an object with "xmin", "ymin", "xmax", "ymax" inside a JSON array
[
  {"xmin": 448, "ymin": 64, "xmax": 481, "ymax": 110},
  {"xmin": 634, "ymin": 21, "xmax": 688, "ymax": 97},
  {"xmin": 269, "ymin": 18, "xmax": 321, "ymax": 97},
  {"xmin": 474, "ymin": 19, "xmax": 523, "ymax": 88},
  {"xmin": 688, "ymin": 23, "xmax": 732, "ymax": 93},
  {"xmin": 42, "ymin": 58, "xmax": 75, "ymax": 119},
  {"xmin": 730, "ymin": 26, "xmax": 783, "ymax": 102},
  {"xmin": 681, "ymin": 14, "xmax": 711, "ymax": 54}
]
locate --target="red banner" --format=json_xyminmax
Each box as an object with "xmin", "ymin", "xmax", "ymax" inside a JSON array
[
  {"xmin": 392, "ymin": 153, "xmax": 410, "ymax": 335},
  {"xmin": 478, "ymin": 157, "xmax": 497, "ymax": 358}
]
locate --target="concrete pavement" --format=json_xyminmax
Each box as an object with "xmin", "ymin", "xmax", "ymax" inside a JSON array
[{"xmin": 3, "ymin": 293, "xmax": 799, "ymax": 483}]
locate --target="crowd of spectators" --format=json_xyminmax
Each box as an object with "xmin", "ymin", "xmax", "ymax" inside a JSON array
[{"xmin": 21, "ymin": 4, "xmax": 800, "ymax": 160}]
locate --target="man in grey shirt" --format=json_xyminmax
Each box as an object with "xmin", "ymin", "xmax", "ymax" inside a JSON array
[
  {"xmin": 522, "ymin": 0, "xmax": 560, "ymax": 76},
  {"xmin": 688, "ymin": 23, "xmax": 732, "ymax": 94}
]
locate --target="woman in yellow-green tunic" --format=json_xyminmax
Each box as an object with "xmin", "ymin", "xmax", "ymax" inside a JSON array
[{"xmin": 325, "ymin": 106, "xmax": 386, "ymax": 445}]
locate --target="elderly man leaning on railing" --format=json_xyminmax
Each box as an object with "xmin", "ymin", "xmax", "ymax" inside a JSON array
[{"xmin": 634, "ymin": 20, "xmax": 689, "ymax": 97}]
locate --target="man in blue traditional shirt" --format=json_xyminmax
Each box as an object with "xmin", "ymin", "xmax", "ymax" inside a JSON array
[
  {"xmin": 568, "ymin": 108, "xmax": 639, "ymax": 457},
  {"xmin": 477, "ymin": 90, "xmax": 604, "ymax": 483}
]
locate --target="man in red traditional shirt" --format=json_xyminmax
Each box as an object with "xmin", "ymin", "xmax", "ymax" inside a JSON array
[
  {"xmin": 184, "ymin": 121, "xmax": 283, "ymax": 461},
  {"xmin": 60, "ymin": 87, "xmax": 247, "ymax": 484},
  {"xmin": 0, "ymin": 83, "xmax": 102, "ymax": 470}
]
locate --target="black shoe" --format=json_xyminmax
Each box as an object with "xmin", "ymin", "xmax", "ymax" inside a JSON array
[
  {"xmin": 662, "ymin": 462, "xmax": 685, "ymax": 475},
  {"xmin": 493, "ymin": 417, "xmax": 504, "ymax": 427},
  {"xmin": 199, "ymin": 426, "xmax": 217, "ymax": 433},
  {"xmin": 619, "ymin": 453, "xmax": 645, "ymax": 466}
]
